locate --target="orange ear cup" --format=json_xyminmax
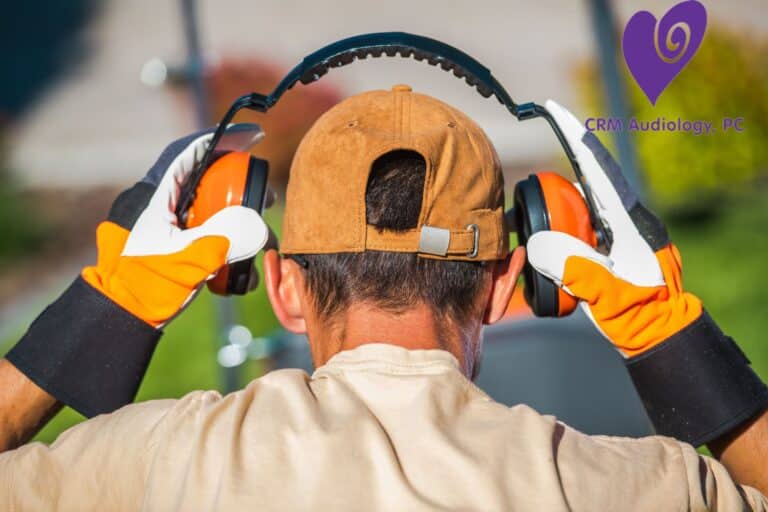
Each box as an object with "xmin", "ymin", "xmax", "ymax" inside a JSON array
[
  {"xmin": 536, "ymin": 172, "xmax": 598, "ymax": 316},
  {"xmin": 185, "ymin": 151, "xmax": 251, "ymax": 295}
]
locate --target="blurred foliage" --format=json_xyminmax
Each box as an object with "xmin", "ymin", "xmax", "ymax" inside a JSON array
[
  {"xmin": 576, "ymin": 26, "xmax": 768, "ymax": 214},
  {"xmin": 666, "ymin": 186, "xmax": 768, "ymax": 381},
  {"xmin": 169, "ymin": 57, "xmax": 342, "ymax": 187},
  {"xmin": 0, "ymin": 136, "xmax": 47, "ymax": 264}
]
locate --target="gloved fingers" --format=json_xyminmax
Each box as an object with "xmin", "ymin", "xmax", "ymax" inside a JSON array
[
  {"xmin": 139, "ymin": 130, "xmax": 217, "ymax": 227},
  {"xmin": 526, "ymin": 231, "xmax": 612, "ymax": 291},
  {"xmin": 545, "ymin": 100, "xmax": 663, "ymax": 287},
  {"xmin": 142, "ymin": 127, "xmax": 217, "ymax": 187},
  {"xmin": 132, "ymin": 124, "xmax": 266, "ymax": 247},
  {"xmin": 124, "ymin": 205, "xmax": 268, "ymax": 262},
  {"xmin": 175, "ymin": 205, "xmax": 269, "ymax": 264},
  {"xmin": 545, "ymin": 100, "xmax": 636, "ymax": 228},
  {"xmin": 528, "ymin": 231, "xmax": 668, "ymax": 327},
  {"xmin": 655, "ymin": 244, "xmax": 685, "ymax": 294}
]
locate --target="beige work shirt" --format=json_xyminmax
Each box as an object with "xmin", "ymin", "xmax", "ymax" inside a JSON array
[{"xmin": 1, "ymin": 343, "xmax": 766, "ymax": 511}]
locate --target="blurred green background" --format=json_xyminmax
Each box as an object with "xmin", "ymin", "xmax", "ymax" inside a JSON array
[{"xmin": 577, "ymin": 26, "xmax": 768, "ymax": 215}]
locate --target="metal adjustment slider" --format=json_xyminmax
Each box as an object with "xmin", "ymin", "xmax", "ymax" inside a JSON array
[{"xmin": 466, "ymin": 224, "xmax": 479, "ymax": 258}]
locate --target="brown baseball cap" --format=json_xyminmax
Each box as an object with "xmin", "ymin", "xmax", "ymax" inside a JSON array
[{"xmin": 281, "ymin": 84, "xmax": 509, "ymax": 261}]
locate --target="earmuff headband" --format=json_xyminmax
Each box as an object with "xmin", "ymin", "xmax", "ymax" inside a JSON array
[{"xmin": 176, "ymin": 32, "xmax": 611, "ymax": 249}]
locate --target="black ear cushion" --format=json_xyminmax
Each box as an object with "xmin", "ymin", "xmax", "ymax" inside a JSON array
[
  {"xmin": 226, "ymin": 157, "xmax": 270, "ymax": 295},
  {"xmin": 242, "ymin": 157, "xmax": 270, "ymax": 211},
  {"xmin": 227, "ymin": 259, "xmax": 257, "ymax": 295},
  {"xmin": 513, "ymin": 175, "xmax": 560, "ymax": 317}
]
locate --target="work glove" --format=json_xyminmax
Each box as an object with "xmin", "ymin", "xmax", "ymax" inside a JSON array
[
  {"xmin": 526, "ymin": 100, "xmax": 768, "ymax": 446},
  {"xmin": 81, "ymin": 127, "xmax": 267, "ymax": 327},
  {"xmin": 526, "ymin": 102, "xmax": 700, "ymax": 357},
  {"xmin": 7, "ymin": 126, "xmax": 268, "ymax": 417}
]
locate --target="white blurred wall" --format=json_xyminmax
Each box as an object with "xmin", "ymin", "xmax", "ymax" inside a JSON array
[{"xmin": 8, "ymin": 0, "xmax": 768, "ymax": 187}]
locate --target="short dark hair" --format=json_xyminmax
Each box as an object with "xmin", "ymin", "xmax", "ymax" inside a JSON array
[{"xmin": 297, "ymin": 150, "xmax": 489, "ymax": 324}]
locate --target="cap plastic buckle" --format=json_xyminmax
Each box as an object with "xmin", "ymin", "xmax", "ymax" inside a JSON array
[
  {"xmin": 466, "ymin": 224, "xmax": 479, "ymax": 258},
  {"xmin": 418, "ymin": 224, "xmax": 480, "ymax": 258},
  {"xmin": 419, "ymin": 226, "xmax": 451, "ymax": 256}
]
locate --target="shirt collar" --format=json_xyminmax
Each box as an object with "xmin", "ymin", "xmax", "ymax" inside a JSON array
[{"xmin": 313, "ymin": 343, "xmax": 461, "ymax": 378}]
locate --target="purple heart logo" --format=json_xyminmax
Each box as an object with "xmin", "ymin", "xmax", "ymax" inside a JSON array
[{"xmin": 622, "ymin": 0, "xmax": 707, "ymax": 105}]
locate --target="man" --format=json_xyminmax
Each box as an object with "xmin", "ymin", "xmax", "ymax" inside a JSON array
[{"xmin": 0, "ymin": 85, "xmax": 767, "ymax": 510}]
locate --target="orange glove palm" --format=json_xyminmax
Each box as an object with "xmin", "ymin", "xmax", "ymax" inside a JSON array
[
  {"xmin": 558, "ymin": 243, "xmax": 701, "ymax": 356},
  {"xmin": 82, "ymin": 224, "xmax": 231, "ymax": 326}
]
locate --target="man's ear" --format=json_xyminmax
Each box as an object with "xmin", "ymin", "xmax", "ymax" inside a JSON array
[
  {"xmin": 483, "ymin": 246, "xmax": 526, "ymax": 325},
  {"xmin": 263, "ymin": 250, "xmax": 307, "ymax": 333}
]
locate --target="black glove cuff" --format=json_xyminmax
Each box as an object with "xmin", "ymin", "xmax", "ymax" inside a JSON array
[
  {"xmin": 5, "ymin": 277, "xmax": 162, "ymax": 418},
  {"xmin": 626, "ymin": 310, "xmax": 768, "ymax": 446}
]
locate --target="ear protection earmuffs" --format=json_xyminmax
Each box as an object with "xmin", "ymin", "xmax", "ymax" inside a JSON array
[
  {"xmin": 184, "ymin": 151, "xmax": 269, "ymax": 295},
  {"xmin": 176, "ymin": 32, "xmax": 614, "ymax": 316},
  {"xmin": 513, "ymin": 172, "xmax": 597, "ymax": 317}
]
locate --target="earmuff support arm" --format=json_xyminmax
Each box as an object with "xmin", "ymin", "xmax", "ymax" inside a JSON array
[{"xmin": 175, "ymin": 32, "xmax": 611, "ymax": 252}]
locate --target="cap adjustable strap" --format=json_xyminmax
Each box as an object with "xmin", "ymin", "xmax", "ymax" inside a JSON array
[
  {"xmin": 418, "ymin": 225, "xmax": 479, "ymax": 257},
  {"xmin": 365, "ymin": 225, "xmax": 478, "ymax": 257}
]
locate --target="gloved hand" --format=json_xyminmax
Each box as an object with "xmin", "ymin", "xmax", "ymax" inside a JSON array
[
  {"xmin": 525, "ymin": 100, "xmax": 767, "ymax": 446},
  {"xmin": 526, "ymin": 101, "xmax": 700, "ymax": 357},
  {"xmin": 82, "ymin": 127, "xmax": 268, "ymax": 327},
  {"xmin": 7, "ymin": 126, "xmax": 268, "ymax": 417}
]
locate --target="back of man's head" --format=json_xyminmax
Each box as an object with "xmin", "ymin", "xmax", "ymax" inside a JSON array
[
  {"xmin": 271, "ymin": 85, "xmax": 520, "ymax": 370},
  {"xmin": 300, "ymin": 148, "xmax": 490, "ymax": 326}
]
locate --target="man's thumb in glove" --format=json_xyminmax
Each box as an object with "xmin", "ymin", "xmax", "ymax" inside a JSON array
[
  {"xmin": 84, "ymin": 205, "xmax": 268, "ymax": 326},
  {"xmin": 526, "ymin": 230, "xmax": 614, "ymax": 304},
  {"xmin": 527, "ymin": 231, "xmax": 703, "ymax": 355},
  {"xmin": 527, "ymin": 230, "xmax": 662, "ymax": 352},
  {"xmin": 121, "ymin": 205, "xmax": 267, "ymax": 263},
  {"xmin": 131, "ymin": 205, "xmax": 268, "ymax": 285},
  {"xmin": 527, "ymin": 230, "xmax": 673, "ymax": 321},
  {"xmin": 171, "ymin": 205, "xmax": 268, "ymax": 265}
]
